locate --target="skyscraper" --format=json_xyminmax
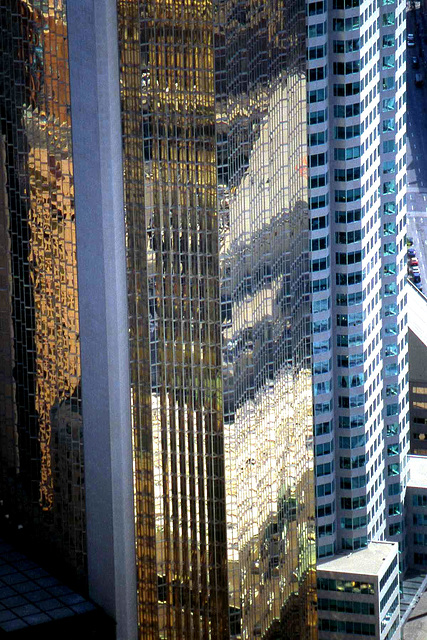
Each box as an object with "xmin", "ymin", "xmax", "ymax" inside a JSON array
[
  {"xmin": 307, "ymin": 0, "xmax": 409, "ymax": 566},
  {"xmin": 0, "ymin": 1, "xmax": 316, "ymax": 639}
]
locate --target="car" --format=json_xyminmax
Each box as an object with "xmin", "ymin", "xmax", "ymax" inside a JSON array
[
  {"xmin": 408, "ymin": 247, "xmax": 416, "ymax": 257},
  {"xmin": 415, "ymin": 73, "xmax": 424, "ymax": 87},
  {"xmin": 410, "ymin": 257, "xmax": 419, "ymax": 267},
  {"xmin": 407, "ymin": 236, "xmax": 414, "ymax": 246},
  {"xmin": 411, "ymin": 266, "xmax": 421, "ymax": 275},
  {"xmin": 413, "ymin": 274, "xmax": 422, "ymax": 284},
  {"xmin": 413, "ymin": 56, "xmax": 420, "ymax": 68},
  {"xmin": 408, "ymin": 33, "xmax": 416, "ymax": 47}
]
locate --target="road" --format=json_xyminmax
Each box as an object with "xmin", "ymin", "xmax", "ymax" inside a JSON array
[{"xmin": 407, "ymin": 4, "xmax": 427, "ymax": 289}]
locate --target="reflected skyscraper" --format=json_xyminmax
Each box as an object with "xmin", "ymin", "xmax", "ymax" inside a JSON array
[{"xmin": 0, "ymin": 1, "xmax": 316, "ymax": 639}]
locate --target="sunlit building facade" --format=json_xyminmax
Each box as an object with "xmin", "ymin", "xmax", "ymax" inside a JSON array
[
  {"xmin": 307, "ymin": 0, "xmax": 409, "ymax": 568},
  {"xmin": 0, "ymin": 1, "xmax": 316, "ymax": 639}
]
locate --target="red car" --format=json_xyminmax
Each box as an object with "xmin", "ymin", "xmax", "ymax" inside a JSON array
[{"xmin": 410, "ymin": 257, "xmax": 419, "ymax": 267}]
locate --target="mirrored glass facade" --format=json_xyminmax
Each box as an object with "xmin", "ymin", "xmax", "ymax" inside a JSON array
[
  {"xmin": 117, "ymin": 1, "xmax": 229, "ymax": 637},
  {"xmin": 0, "ymin": 0, "xmax": 85, "ymax": 579},
  {"xmin": 216, "ymin": 1, "xmax": 317, "ymax": 638},
  {"xmin": 1, "ymin": 1, "xmax": 316, "ymax": 637}
]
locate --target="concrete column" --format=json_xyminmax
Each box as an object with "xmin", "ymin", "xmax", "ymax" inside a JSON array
[{"xmin": 67, "ymin": 2, "xmax": 138, "ymax": 638}]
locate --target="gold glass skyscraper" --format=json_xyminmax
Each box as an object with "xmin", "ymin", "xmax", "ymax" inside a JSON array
[{"xmin": 0, "ymin": 1, "xmax": 316, "ymax": 638}]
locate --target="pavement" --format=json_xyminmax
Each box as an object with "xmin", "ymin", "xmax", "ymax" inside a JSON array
[
  {"xmin": 407, "ymin": 2, "xmax": 427, "ymax": 290},
  {"xmin": 403, "ymin": 590, "xmax": 427, "ymax": 640},
  {"xmin": 401, "ymin": 5, "xmax": 427, "ymax": 640}
]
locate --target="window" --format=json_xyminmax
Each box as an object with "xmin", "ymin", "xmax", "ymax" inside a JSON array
[
  {"xmin": 337, "ymin": 333, "xmax": 363, "ymax": 347},
  {"xmin": 313, "ymin": 338, "xmax": 331, "ymax": 354},
  {"xmin": 315, "ymin": 421, "xmax": 332, "ymax": 436},
  {"xmin": 336, "ymin": 250, "xmax": 363, "ymax": 265},
  {"xmin": 340, "ymin": 454, "xmax": 366, "ymax": 469},
  {"xmin": 317, "ymin": 461, "xmax": 334, "ymax": 477},
  {"xmin": 313, "ymin": 298, "xmax": 330, "ymax": 313},
  {"xmin": 309, "ymin": 131, "xmax": 327, "ymax": 146},
  {"xmin": 308, "ymin": 44, "xmax": 327, "ymax": 59},
  {"xmin": 389, "ymin": 503, "xmax": 401, "ymax": 516},
  {"xmin": 383, "ymin": 139, "xmax": 395, "ymax": 153},
  {"xmin": 310, "ymin": 194, "xmax": 329, "ymax": 210},
  {"xmin": 341, "ymin": 496, "xmax": 366, "ymax": 510},
  {"xmin": 382, "ymin": 34, "xmax": 395, "ymax": 47},
  {"xmin": 384, "ymin": 202, "xmax": 396, "ymax": 215},
  {"xmin": 334, "ymin": 103, "xmax": 361, "ymax": 118},
  {"xmin": 335, "ymin": 208, "xmax": 361, "ymax": 222},
  {"xmin": 309, "ymin": 66, "xmax": 327, "ymax": 82},
  {"xmin": 310, "ymin": 214, "xmax": 328, "ymax": 230},
  {"xmin": 333, "ymin": 16, "xmax": 360, "ymax": 31},
  {"xmin": 388, "ymin": 462, "xmax": 400, "ymax": 475},
  {"xmin": 383, "ymin": 11, "xmax": 395, "ymax": 25},
  {"xmin": 386, "ymin": 404, "xmax": 399, "ymax": 417},
  {"xmin": 309, "ymin": 109, "xmax": 327, "ymax": 125},
  {"xmin": 336, "ymin": 271, "xmax": 363, "ymax": 286},
  {"xmin": 383, "ymin": 241, "xmax": 396, "ymax": 255},
  {"xmin": 313, "ymin": 318, "xmax": 331, "ymax": 333},
  {"xmin": 333, "ymin": 0, "xmax": 360, "ymax": 7},
  {"xmin": 333, "ymin": 38, "xmax": 360, "ymax": 53},
  {"xmin": 383, "ymin": 161, "xmax": 395, "ymax": 174},
  {"xmin": 335, "ymin": 167, "xmax": 361, "ymax": 182},
  {"xmin": 308, "ymin": 21, "xmax": 327, "ymax": 37},
  {"xmin": 314, "ymin": 381, "xmax": 332, "ymax": 396},
  {"xmin": 383, "ymin": 76, "xmax": 395, "ymax": 90},
  {"xmin": 334, "ymin": 124, "xmax": 360, "ymax": 140},
  {"xmin": 308, "ymin": 87, "xmax": 327, "ymax": 103},
  {"xmin": 308, "ymin": 0, "xmax": 326, "ymax": 13},
  {"xmin": 333, "ymin": 60, "xmax": 360, "ymax": 75},
  {"xmin": 313, "ymin": 360, "xmax": 331, "ymax": 375},
  {"xmin": 340, "ymin": 475, "xmax": 366, "ymax": 489},
  {"xmin": 389, "ymin": 522, "xmax": 402, "ymax": 536},
  {"xmin": 383, "ymin": 55, "xmax": 395, "ymax": 69},
  {"xmin": 309, "ymin": 152, "xmax": 328, "ymax": 167},
  {"xmin": 333, "ymin": 82, "xmax": 360, "ymax": 96},
  {"xmin": 337, "ymin": 311, "xmax": 364, "ymax": 326},
  {"xmin": 383, "ymin": 97, "xmax": 395, "ymax": 111},
  {"xmin": 316, "ymin": 441, "xmax": 334, "ymax": 456},
  {"xmin": 336, "ymin": 229, "xmax": 362, "ymax": 244},
  {"xmin": 310, "ymin": 173, "xmax": 328, "ymax": 189},
  {"xmin": 383, "ymin": 118, "xmax": 395, "ymax": 132},
  {"xmin": 316, "ymin": 481, "xmax": 334, "ymax": 497},
  {"xmin": 335, "ymin": 188, "xmax": 361, "ymax": 203},
  {"xmin": 338, "ymin": 415, "xmax": 364, "ymax": 429},
  {"xmin": 336, "ymin": 291, "xmax": 364, "ymax": 307}
]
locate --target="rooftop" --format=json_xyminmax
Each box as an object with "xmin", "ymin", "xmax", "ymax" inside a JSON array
[
  {"xmin": 317, "ymin": 541, "xmax": 398, "ymax": 578},
  {"xmin": 407, "ymin": 455, "xmax": 427, "ymax": 489}
]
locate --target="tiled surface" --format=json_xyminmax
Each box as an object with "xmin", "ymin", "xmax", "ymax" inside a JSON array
[{"xmin": 0, "ymin": 539, "xmax": 95, "ymax": 632}]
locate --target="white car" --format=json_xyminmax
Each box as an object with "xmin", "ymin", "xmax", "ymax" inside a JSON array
[{"xmin": 408, "ymin": 33, "xmax": 416, "ymax": 47}]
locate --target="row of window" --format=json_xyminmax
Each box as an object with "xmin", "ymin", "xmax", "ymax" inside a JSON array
[
  {"xmin": 318, "ymin": 598, "xmax": 374, "ymax": 615},
  {"xmin": 317, "ymin": 577, "xmax": 375, "ymax": 594}
]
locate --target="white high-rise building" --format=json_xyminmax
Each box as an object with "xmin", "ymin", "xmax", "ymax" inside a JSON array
[{"xmin": 307, "ymin": 0, "xmax": 410, "ymax": 570}]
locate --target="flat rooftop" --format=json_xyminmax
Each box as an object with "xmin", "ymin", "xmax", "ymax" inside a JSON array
[
  {"xmin": 317, "ymin": 541, "xmax": 398, "ymax": 578},
  {"xmin": 407, "ymin": 455, "xmax": 427, "ymax": 489}
]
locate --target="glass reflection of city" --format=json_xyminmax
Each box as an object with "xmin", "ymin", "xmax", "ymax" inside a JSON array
[
  {"xmin": 0, "ymin": 0, "xmax": 85, "ymax": 580},
  {"xmin": 0, "ymin": 1, "xmax": 316, "ymax": 638}
]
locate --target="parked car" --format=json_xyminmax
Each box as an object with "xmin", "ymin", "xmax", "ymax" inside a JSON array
[
  {"xmin": 408, "ymin": 33, "xmax": 416, "ymax": 47},
  {"xmin": 408, "ymin": 247, "xmax": 416, "ymax": 257},
  {"xmin": 407, "ymin": 236, "xmax": 414, "ymax": 246},
  {"xmin": 411, "ymin": 266, "xmax": 421, "ymax": 276},
  {"xmin": 415, "ymin": 73, "xmax": 424, "ymax": 87},
  {"xmin": 413, "ymin": 56, "xmax": 420, "ymax": 68},
  {"xmin": 410, "ymin": 257, "xmax": 419, "ymax": 267},
  {"xmin": 413, "ymin": 274, "xmax": 422, "ymax": 284}
]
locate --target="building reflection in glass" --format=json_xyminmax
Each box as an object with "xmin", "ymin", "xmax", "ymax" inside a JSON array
[
  {"xmin": 117, "ymin": 1, "xmax": 229, "ymax": 637},
  {"xmin": 0, "ymin": 0, "xmax": 85, "ymax": 579},
  {"xmin": 216, "ymin": 1, "xmax": 317, "ymax": 638}
]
